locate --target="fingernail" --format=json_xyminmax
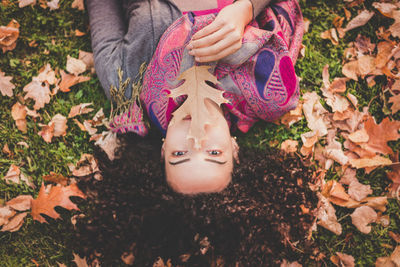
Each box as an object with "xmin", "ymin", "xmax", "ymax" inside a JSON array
[
  {"xmin": 187, "ymin": 43, "xmax": 193, "ymax": 50},
  {"xmin": 195, "ymin": 57, "xmax": 200, "ymax": 62},
  {"xmin": 188, "ymin": 50, "xmax": 194, "ymax": 55}
]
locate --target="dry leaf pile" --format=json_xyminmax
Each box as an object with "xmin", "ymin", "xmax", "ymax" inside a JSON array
[{"xmin": 279, "ymin": 0, "xmax": 400, "ymax": 265}]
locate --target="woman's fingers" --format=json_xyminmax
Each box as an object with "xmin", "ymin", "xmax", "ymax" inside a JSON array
[
  {"xmin": 191, "ymin": 18, "xmax": 223, "ymax": 40},
  {"xmin": 188, "ymin": 26, "xmax": 231, "ymax": 50},
  {"xmin": 193, "ymin": 39, "xmax": 242, "ymax": 62}
]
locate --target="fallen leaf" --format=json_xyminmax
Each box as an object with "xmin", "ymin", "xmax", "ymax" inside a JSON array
[
  {"xmin": 51, "ymin": 114, "xmax": 68, "ymax": 137},
  {"xmin": 31, "ymin": 183, "xmax": 86, "ymax": 223},
  {"xmin": 344, "ymin": 10, "xmax": 374, "ymax": 32},
  {"xmin": 317, "ymin": 193, "xmax": 342, "ymax": 235},
  {"xmin": 121, "ymin": 252, "xmax": 135, "ymax": 265},
  {"xmin": 75, "ymin": 29, "xmax": 86, "ymax": 36},
  {"xmin": 95, "ymin": 131, "xmax": 119, "ymax": 161},
  {"xmin": 169, "ymin": 65, "xmax": 229, "ymax": 149},
  {"xmin": 339, "ymin": 167, "xmax": 357, "ymax": 185},
  {"xmin": 68, "ymin": 103, "xmax": 93, "ymax": 118},
  {"xmin": 11, "ymin": 102, "xmax": 27, "ymax": 133},
  {"xmin": 302, "ymin": 92, "xmax": 329, "ymax": 136},
  {"xmin": 72, "ymin": 154, "xmax": 99, "ymax": 177},
  {"xmin": 37, "ymin": 63, "xmax": 57, "ymax": 85},
  {"xmin": 354, "ymin": 34, "xmax": 375, "ymax": 55},
  {"xmin": 73, "ymin": 118, "xmax": 86, "ymax": 131},
  {"xmin": 66, "ymin": 55, "xmax": 86, "ymax": 76},
  {"xmin": 2, "ymin": 143, "xmax": 11, "ymax": 156},
  {"xmin": 389, "ymin": 10, "xmax": 400, "ymax": 38},
  {"xmin": 3, "ymin": 164, "xmax": 21, "ymax": 184},
  {"xmin": 71, "ymin": 0, "xmax": 84, "ymax": 10},
  {"xmin": 280, "ymin": 139, "xmax": 298, "ymax": 154},
  {"xmin": 83, "ymin": 120, "xmax": 97, "ymax": 135},
  {"xmin": 280, "ymin": 259, "xmax": 302, "ymax": 267},
  {"xmin": 23, "ymin": 77, "xmax": 51, "ymax": 110},
  {"xmin": 58, "ymin": 70, "xmax": 90, "ymax": 92},
  {"xmin": 389, "ymin": 231, "xmax": 400, "ymax": 243},
  {"xmin": 351, "ymin": 205, "xmax": 377, "ymax": 234},
  {"xmin": 349, "ymin": 155, "xmax": 392, "ymax": 169},
  {"xmin": 6, "ymin": 195, "xmax": 32, "ymax": 211},
  {"xmin": 388, "ymin": 94, "xmax": 400, "ymax": 114},
  {"xmin": 376, "ymin": 246, "xmax": 400, "ymax": 267},
  {"xmin": 78, "ymin": 51, "xmax": 94, "ymax": 72},
  {"xmin": 0, "ymin": 70, "xmax": 15, "ymax": 96},
  {"xmin": 330, "ymin": 252, "xmax": 355, "ymax": 267},
  {"xmin": 363, "ymin": 116, "xmax": 400, "ymax": 155},
  {"xmin": 329, "ymin": 77, "xmax": 349, "ymax": 93},
  {"xmin": 0, "ymin": 19, "xmax": 20, "ymax": 52},
  {"xmin": 348, "ymin": 180, "xmax": 372, "ymax": 201},
  {"xmin": 348, "ymin": 128, "xmax": 369, "ymax": 143},
  {"xmin": 342, "ymin": 60, "xmax": 360, "ymax": 81},
  {"xmin": 72, "ymin": 253, "xmax": 89, "ymax": 267},
  {"xmin": 38, "ymin": 122, "xmax": 54, "ymax": 143},
  {"xmin": 19, "ymin": 0, "xmax": 36, "ymax": 8},
  {"xmin": 358, "ymin": 55, "xmax": 375, "ymax": 77},
  {"xmin": 1, "ymin": 212, "xmax": 27, "ymax": 232},
  {"xmin": 279, "ymin": 102, "xmax": 303, "ymax": 127},
  {"xmin": 43, "ymin": 172, "xmax": 69, "ymax": 186},
  {"xmin": 373, "ymin": 2, "xmax": 398, "ymax": 18},
  {"xmin": 321, "ymin": 28, "xmax": 339, "ymax": 45},
  {"xmin": 0, "ymin": 206, "xmax": 15, "ymax": 226},
  {"xmin": 16, "ymin": 141, "xmax": 29, "ymax": 148}
]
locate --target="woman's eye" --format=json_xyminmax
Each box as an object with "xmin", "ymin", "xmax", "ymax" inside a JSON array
[
  {"xmin": 208, "ymin": 150, "xmax": 221, "ymax": 156},
  {"xmin": 172, "ymin": 151, "xmax": 187, "ymax": 156}
]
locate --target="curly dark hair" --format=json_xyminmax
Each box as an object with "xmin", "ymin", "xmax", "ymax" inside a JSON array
[{"xmin": 74, "ymin": 132, "xmax": 318, "ymax": 266}]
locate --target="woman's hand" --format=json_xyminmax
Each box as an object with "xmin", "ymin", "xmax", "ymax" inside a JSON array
[{"xmin": 186, "ymin": 0, "xmax": 253, "ymax": 63}]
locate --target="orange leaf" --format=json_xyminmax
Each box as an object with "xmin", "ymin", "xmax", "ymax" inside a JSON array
[
  {"xmin": 363, "ymin": 116, "xmax": 400, "ymax": 155},
  {"xmin": 6, "ymin": 195, "xmax": 33, "ymax": 211},
  {"xmin": 43, "ymin": 172, "xmax": 69, "ymax": 186},
  {"xmin": 389, "ymin": 94, "xmax": 400, "ymax": 114},
  {"xmin": 0, "ymin": 19, "xmax": 19, "ymax": 52},
  {"xmin": 58, "ymin": 70, "xmax": 90, "ymax": 92},
  {"xmin": 31, "ymin": 183, "xmax": 86, "ymax": 223},
  {"xmin": 23, "ymin": 77, "xmax": 51, "ymax": 110},
  {"xmin": 11, "ymin": 102, "xmax": 27, "ymax": 133},
  {"xmin": 1, "ymin": 212, "xmax": 27, "ymax": 232}
]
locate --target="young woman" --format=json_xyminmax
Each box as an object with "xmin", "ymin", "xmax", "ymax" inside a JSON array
[{"xmin": 86, "ymin": 0, "xmax": 303, "ymax": 194}]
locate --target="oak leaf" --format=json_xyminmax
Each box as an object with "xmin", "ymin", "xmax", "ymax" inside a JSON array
[
  {"xmin": 51, "ymin": 114, "xmax": 68, "ymax": 137},
  {"xmin": 317, "ymin": 193, "xmax": 342, "ymax": 235},
  {"xmin": 330, "ymin": 252, "xmax": 355, "ymax": 267},
  {"xmin": 11, "ymin": 102, "xmax": 27, "ymax": 133},
  {"xmin": 376, "ymin": 246, "xmax": 400, "ymax": 267},
  {"xmin": 43, "ymin": 172, "xmax": 69, "ymax": 186},
  {"xmin": 66, "ymin": 55, "xmax": 86, "ymax": 76},
  {"xmin": 37, "ymin": 63, "xmax": 57, "ymax": 85},
  {"xmin": 72, "ymin": 253, "xmax": 89, "ymax": 267},
  {"xmin": 3, "ymin": 164, "xmax": 21, "ymax": 184},
  {"xmin": 0, "ymin": 70, "xmax": 15, "ymax": 96},
  {"xmin": 71, "ymin": 154, "xmax": 99, "ymax": 177},
  {"xmin": 38, "ymin": 122, "xmax": 55, "ymax": 143},
  {"xmin": 0, "ymin": 206, "xmax": 16, "ymax": 226},
  {"xmin": 31, "ymin": 183, "xmax": 86, "ymax": 223},
  {"xmin": 344, "ymin": 10, "xmax": 374, "ymax": 32},
  {"xmin": 19, "ymin": 0, "xmax": 36, "ymax": 8},
  {"xmin": 78, "ymin": 51, "xmax": 94, "ymax": 73},
  {"xmin": 23, "ymin": 77, "xmax": 51, "ymax": 110},
  {"xmin": 388, "ymin": 94, "xmax": 400, "ymax": 114},
  {"xmin": 47, "ymin": 0, "xmax": 59, "ymax": 10},
  {"xmin": 71, "ymin": 0, "xmax": 84, "ymax": 10},
  {"xmin": 363, "ymin": 116, "xmax": 400, "ymax": 155},
  {"xmin": 389, "ymin": 10, "xmax": 400, "ymax": 38},
  {"xmin": 373, "ymin": 2, "xmax": 397, "ymax": 18},
  {"xmin": 95, "ymin": 131, "xmax": 119, "ymax": 161},
  {"xmin": 169, "ymin": 66, "xmax": 229, "ymax": 149}
]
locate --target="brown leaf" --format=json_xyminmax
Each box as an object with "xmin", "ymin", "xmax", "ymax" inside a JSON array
[
  {"xmin": 72, "ymin": 253, "xmax": 89, "ymax": 267},
  {"xmin": 68, "ymin": 103, "xmax": 93, "ymax": 118},
  {"xmin": 11, "ymin": 102, "xmax": 27, "ymax": 133},
  {"xmin": 348, "ymin": 180, "xmax": 372, "ymax": 201},
  {"xmin": 373, "ymin": 2, "xmax": 398, "ymax": 18},
  {"xmin": 73, "ymin": 118, "xmax": 86, "ymax": 131},
  {"xmin": 376, "ymin": 41, "xmax": 395, "ymax": 69},
  {"xmin": 71, "ymin": 0, "xmax": 84, "ymax": 10},
  {"xmin": 388, "ymin": 94, "xmax": 400, "ymax": 114},
  {"xmin": 351, "ymin": 205, "xmax": 377, "ymax": 234},
  {"xmin": 389, "ymin": 232, "xmax": 400, "ymax": 243},
  {"xmin": 0, "ymin": 19, "xmax": 20, "ymax": 52},
  {"xmin": 279, "ymin": 102, "xmax": 303, "ymax": 127},
  {"xmin": 75, "ymin": 29, "xmax": 86, "ymax": 37},
  {"xmin": 280, "ymin": 139, "xmax": 298, "ymax": 154},
  {"xmin": 95, "ymin": 131, "xmax": 119, "ymax": 161},
  {"xmin": 344, "ymin": 10, "xmax": 374, "ymax": 32},
  {"xmin": 58, "ymin": 70, "xmax": 90, "ymax": 92},
  {"xmin": 51, "ymin": 114, "xmax": 68, "ymax": 137},
  {"xmin": 331, "ymin": 252, "xmax": 355, "ymax": 267},
  {"xmin": 43, "ymin": 172, "xmax": 69, "ymax": 186},
  {"xmin": 31, "ymin": 183, "xmax": 86, "ymax": 223},
  {"xmin": 329, "ymin": 77, "xmax": 349, "ymax": 94},
  {"xmin": 302, "ymin": 92, "xmax": 329, "ymax": 136},
  {"xmin": 6, "ymin": 195, "xmax": 32, "ymax": 211},
  {"xmin": 358, "ymin": 55, "xmax": 375, "ymax": 77},
  {"xmin": 354, "ymin": 34, "xmax": 375, "ymax": 55},
  {"xmin": 121, "ymin": 252, "xmax": 135, "ymax": 265},
  {"xmin": 19, "ymin": 0, "xmax": 36, "ymax": 8},
  {"xmin": 169, "ymin": 66, "xmax": 229, "ymax": 149},
  {"xmin": 376, "ymin": 246, "xmax": 400, "ymax": 267},
  {"xmin": 23, "ymin": 77, "xmax": 51, "ymax": 110},
  {"xmin": 348, "ymin": 128, "xmax": 369, "ymax": 143},
  {"xmin": 1, "ymin": 212, "xmax": 27, "ymax": 232},
  {"xmin": 339, "ymin": 167, "xmax": 358, "ymax": 185},
  {"xmin": 46, "ymin": 0, "xmax": 59, "ymax": 10},
  {"xmin": 321, "ymin": 28, "xmax": 339, "ymax": 45},
  {"xmin": 3, "ymin": 164, "xmax": 21, "ymax": 184},
  {"xmin": 0, "ymin": 70, "xmax": 15, "ymax": 96},
  {"xmin": 78, "ymin": 51, "xmax": 94, "ymax": 72},
  {"xmin": 83, "ymin": 120, "xmax": 97, "ymax": 135}
]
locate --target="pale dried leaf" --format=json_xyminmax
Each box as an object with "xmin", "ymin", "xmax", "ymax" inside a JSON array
[
  {"xmin": 0, "ymin": 70, "xmax": 15, "ymax": 97},
  {"xmin": 342, "ymin": 60, "xmax": 360, "ymax": 80},
  {"xmin": 348, "ymin": 180, "xmax": 372, "ymax": 201},
  {"xmin": 49, "ymin": 114, "xmax": 67, "ymax": 137},
  {"xmin": 169, "ymin": 66, "xmax": 229, "ymax": 149},
  {"xmin": 349, "ymin": 155, "xmax": 392, "ymax": 169},
  {"xmin": 11, "ymin": 102, "xmax": 27, "ymax": 133},
  {"xmin": 331, "ymin": 252, "xmax": 355, "ymax": 267},
  {"xmin": 0, "ymin": 19, "xmax": 20, "ymax": 52},
  {"xmin": 3, "ymin": 164, "xmax": 20, "ymax": 184},
  {"xmin": 388, "ymin": 94, "xmax": 400, "ymax": 114},
  {"xmin": 281, "ymin": 139, "xmax": 298, "ymax": 154},
  {"xmin": 66, "ymin": 55, "xmax": 86, "ymax": 76},
  {"xmin": 95, "ymin": 131, "xmax": 119, "ymax": 161},
  {"xmin": 38, "ymin": 122, "xmax": 54, "ymax": 143},
  {"xmin": 23, "ymin": 77, "xmax": 51, "ymax": 110},
  {"xmin": 59, "ymin": 70, "xmax": 90, "ymax": 92},
  {"xmin": 6, "ymin": 195, "xmax": 32, "ymax": 211},
  {"xmin": 78, "ymin": 51, "xmax": 94, "ymax": 72},
  {"xmin": 83, "ymin": 120, "xmax": 97, "ymax": 135},
  {"xmin": 317, "ymin": 193, "xmax": 342, "ymax": 235},
  {"xmin": 47, "ymin": 0, "xmax": 59, "ymax": 10},
  {"xmin": 71, "ymin": 0, "xmax": 84, "ymax": 10},
  {"xmin": 0, "ymin": 206, "xmax": 15, "ymax": 226},
  {"xmin": 73, "ymin": 253, "xmax": 89, "ymax": 267},
  {"xmin": 373, "ymin": 2, "xmax": 398, "ymax": 18},
  {"xmin": 344, "ymin": 10, "xmax": 374, "ymax": 32},
  {"xmin": 68, "ymin": 103, "xmax": 93, "ymax": 118},
  {"xmin": 37, "ymin": 63, "xmax": 56, "ymax": 85},
  {"xmin": 358, "ymin": 55, "xmax": 375, "ymax": 76},
  {"xmin": 1, "ymin": 212, "xmax": 27, "ymax": 232},
  {"xmin": 19, "ymin": 0, "xmax": 36, "ymax": 8},
  {"xmin": 350, "ymin": 206, "xmax": 377, "ymax": 234},
  {"xmin": 72, "ymin": 154, "xmax": 99, "ymax": 177},
  {"xmin": 348, "ymin": 128, "xmax": 369, "ymax": 143}
]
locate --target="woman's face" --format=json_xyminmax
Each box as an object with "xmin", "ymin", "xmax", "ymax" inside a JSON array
[{"xmin": 163, "ymin": 101, "xmax": 238, "ymax": 194}]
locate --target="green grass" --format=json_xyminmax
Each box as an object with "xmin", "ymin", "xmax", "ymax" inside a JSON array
[{"xmin": 0, "ymin": 0, "xmax": 399, "ymax": 266}]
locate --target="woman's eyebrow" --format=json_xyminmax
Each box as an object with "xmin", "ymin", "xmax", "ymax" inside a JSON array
[
  {"xmin": 204, "ymin": 159, "xmax": 227, "ymax": 165},
  {"xmin": 169, "ymin": 158, "xmax": 190, "ymax": 165}
]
